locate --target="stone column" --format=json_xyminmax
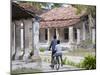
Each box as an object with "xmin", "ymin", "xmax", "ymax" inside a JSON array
[
  {"xmin": 32, "ymin": 18, "xmax": 40, "ymax": 56},
  {"xmin": 77, "ymin": 28, "xmax": 81, "ymax": 44},
  {"xmin": 11, "ymin": 22, "xmax": 16, "ymax": 59},
  {"xmin": 92, "ymin": 28, "xmax": 95, "ymax": 44},
  {"xmin": 47, "ymin": 28, "xmax": 50, "ymax": 44},
  {"xmin": 20, "ymin": 23, "xmax": 24, "ymax": 50},
  {"xmin": 14, "ymin": 21, "xmax": 21, "ymax": 60},
  {"xmin": 69, "ymin": 26, "xmax": 74, "ymax": 43},
  {"xmin": 83, "ymin": 22, "xmax": 86, "ymax": 40},
  {"xmin": 22, "ymin": 19, "xmax": 33, "ymax": 60},
  {"xmin": 23, "ymin": 20, "xmax": 28, "ymax": 60},
  {"xmin": 56, "ymin": 28, "xmax": 59, "ymax": 40}
]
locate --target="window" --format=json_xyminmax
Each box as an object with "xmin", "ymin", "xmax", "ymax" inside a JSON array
[
  {"xmin": 64, "ymin": 28, "xmax": 69, "ymax": 40},
  {"xmin": 45, "ymin": 29, "xmax": 48, "ymax": 40},
  {"xmin": 74, "ymin": 28, "xmax": 77, "ymax": 40}
]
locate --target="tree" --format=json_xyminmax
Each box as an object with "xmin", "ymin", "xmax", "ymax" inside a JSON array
[
  {"xmin": 18, "ymin": 1, "xmax": 62, "ymax": 10},
  {"xmin": 73, "ymin": 5, "xmax": 96, "ymax": 40}
]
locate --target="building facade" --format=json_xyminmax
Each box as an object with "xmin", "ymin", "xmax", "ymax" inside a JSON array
[
  {"xmin": 11, "ymin": 2, "xmax": 40, "ymax": 60},
  {"xmin": 11, "ymin": 2, "xmax": 96, "ymax": 60},
  {"xmin": 39, "ymin": 6, "xmax": 96, "ymax": 50}
]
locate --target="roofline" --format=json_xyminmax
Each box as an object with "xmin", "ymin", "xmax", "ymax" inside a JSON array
[
  {"xmin": 40, "ymin": 17, "xmax": 80, "ymax": 22},
  {"xmin": 12, "ymin": 2, "xmax": 35, "ymax": 18}
]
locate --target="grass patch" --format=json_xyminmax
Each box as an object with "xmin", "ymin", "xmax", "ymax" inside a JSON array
[
  {"xmin": 63, "ymin": 59, "xmax": 83, "ymax": 69},
  {"xmin": 62, "ymin": 58, "xmax": 78, "ymax": 67},
  {"xmin": 64, "ymin": 48, "xmax": 95, "ymax": 57},
  {"xmin": 40, "ymin": 48, "xmax": 45, "ymax": 52}
]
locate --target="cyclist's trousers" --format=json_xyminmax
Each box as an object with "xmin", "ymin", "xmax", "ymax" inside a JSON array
[
  {"xmin": 55, "ymin": 54, "xmax": 63, "ymax": 65},
  {"xmin": 51, "ymin": 51, "xmax": 56, "ymax": 64}
]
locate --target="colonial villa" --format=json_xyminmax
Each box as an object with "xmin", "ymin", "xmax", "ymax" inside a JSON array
[
  {"xmin": 11, "ymin": 2, "xmax": 96, "ymax": 60},
  {"xmin": 39, "ymin": 5, "xmax": 96, "ymax": 49}
]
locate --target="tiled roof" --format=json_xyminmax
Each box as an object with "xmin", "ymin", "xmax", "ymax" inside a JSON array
[
  {"xmin": 40, "ymin": 5, "xmax": 81, "ymax": 21},
  {"xmin": 40, "ymin": 18, "xmax": 80, "ymax": 28},
  {"xmin": 40, "ymin": 5, "xmax": 84, "ymax": 28},
  {"xmin": 17, "ymin": 3, "xmax": 85, "ymax": 28},
  {"xmin": 19, "ymin": 3, "xmax": 43, "ymax": 15}
]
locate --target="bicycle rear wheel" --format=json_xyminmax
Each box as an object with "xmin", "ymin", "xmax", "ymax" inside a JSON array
[{"xmin": 55, "ymin": 56, "xmax": 60, "ymax": 70}]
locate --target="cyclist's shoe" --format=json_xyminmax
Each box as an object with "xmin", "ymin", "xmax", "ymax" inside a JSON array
[{"xmin": 50, "ymin": 64, "xmax": 54, "ymax": 69}]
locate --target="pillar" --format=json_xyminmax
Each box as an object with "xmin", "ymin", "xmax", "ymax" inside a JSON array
[
  {"xmin": 92, "ymin": 28, "xmax": 95, "ymax": 44},
  {"xmin": 69, "ymin": 26, "xmax": 74, "ymax": 43},
  {"xmin": 47, "ymin": 28, "xmax": 50, "ymax": 44},
  {"xmin": 14, "ymin": 21, "xmax": 21, "ymax": 60},
  {"xmin": 11, "ymin": 22, "xmax": 16, "ymax": 59},
  {"xmin": 20, "ymin": 23, "xmax": 24, "ymax": 50},
  {"xmin": 23, "ymin": 19, "xmax": 31, "ymax": 60},
  {"xmin": 83, "ymin": 22, "xmax": 86, "ymax": 40},
  {"xmin": 21, "ymin": 19, "xmax": 32, "ymax": 61},
  {"xmin": 32, "ymin": 18, "xmax": 40, "ymax": 56},
  {"xmin": 77, "ymin": 28, "xmax": 81, "ymax": 44},
  {"xmin": 56, "ymin": 28, "xmax": 59, "ymax": 40}
]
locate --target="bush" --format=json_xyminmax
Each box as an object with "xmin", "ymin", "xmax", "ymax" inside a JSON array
[
  {"xmin": 61, "ymin": 55, "xmax": 96, "ymax": 70},
  {"xmin": 81, "ymin": 54, "xmax": 96, "ymax": 69},
  {"xmin": 40, "ymin": 48, "xmax": 45, "ymax": 52}
]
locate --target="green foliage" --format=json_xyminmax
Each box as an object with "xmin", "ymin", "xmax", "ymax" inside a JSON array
[
  {"xmin": 62, "ymin": 57, "xmax": 67, "ymax": 65},
  {"xmin": 66, "ymin": 60, "xmax": 76, "ymax": 66},
  {"xmin": 51, "ymin": 3, "xmax": 62, "ymax": 8},
  {"xmin": 62, "ymin": 55, "xmax": 96, "ymax": 70},
  {"xmin": 72, "ymin": 54, "xmax": 96, "ymax": 69},
  {"xmin": 81, "ymin": 54, "xmax": 96, "ymax": 69},
  {"xmin": 73, "ymin": 4, "xmax": 96, "ymax": 17},
  {"xmin": 73, "ymin": 4, "xmax": 87, "ymax": 14},
  {"xmin": 75, "ymin": 61, "xmax": 84, "ymax": 68},
  {"xmin": 63, "ymin": 59, "xmax": 82, "ymax": 68},
  {"xmin": 40, "ymin": 48, "xmax": 45, "ymax": 52},
  {"xmin": 19, "ymin": 1, "xmax": 62, "ymax": 11}
]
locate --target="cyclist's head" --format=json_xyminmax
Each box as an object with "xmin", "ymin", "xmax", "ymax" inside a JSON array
[
  {"xmin": 53, "ymin": 35, "xmax": 56, "ymax": 39},
  {"xmin": 57, "ymin": 40, "xmax": 60, "ymax": 44}
]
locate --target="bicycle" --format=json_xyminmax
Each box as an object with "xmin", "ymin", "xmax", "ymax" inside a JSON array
[{"xmin": 51, "ymin": 53, "xmax": 62, "ymax": 70}]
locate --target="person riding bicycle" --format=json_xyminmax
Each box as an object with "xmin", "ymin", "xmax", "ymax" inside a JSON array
[
  {"xmin": 49, "ymin": 35, "xmax": 57, "ymax": 67},
  {"xmin": 54, "ymin": 40, "xmax": 63, "ymax": 66}
]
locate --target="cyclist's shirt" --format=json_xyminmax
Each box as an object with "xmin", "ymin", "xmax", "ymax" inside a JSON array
[
  {"xmin": 50, "ymin": 39, "xmax": 57, "ymax": 52},
  {"xmin": 55, "ymin": 44, "xmax": 62, "ymax": 54}
]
